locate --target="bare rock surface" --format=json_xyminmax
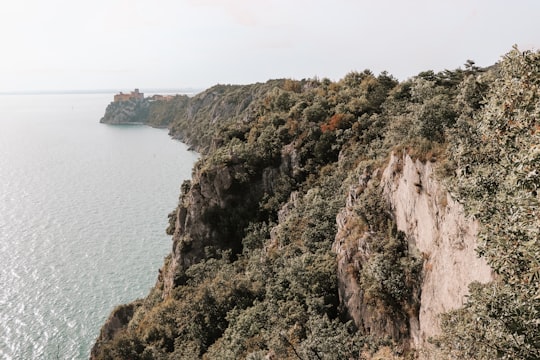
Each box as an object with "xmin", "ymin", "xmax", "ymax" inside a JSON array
[{"xmin": 334, "ymin": 152, "xmax": 493, "ymax": 356}]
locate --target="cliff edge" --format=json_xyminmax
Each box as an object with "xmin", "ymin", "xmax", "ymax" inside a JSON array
[{"xmin": 100, "ymin": 98, "xmax": 151, "ymax": 125}]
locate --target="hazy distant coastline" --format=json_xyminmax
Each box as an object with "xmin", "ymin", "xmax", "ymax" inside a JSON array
[{"xmin": 0, "ymin": 88, "xmax": 202, "ymax": 96}]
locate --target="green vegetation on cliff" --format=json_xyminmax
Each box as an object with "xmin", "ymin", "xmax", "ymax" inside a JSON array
[
  {"xmin": 436, "ymin": 48, "xmax": 540, "ymax": 360},
  {"xmin": 93, "ymin": 48, "xmax": 540, "ymax": 360}
]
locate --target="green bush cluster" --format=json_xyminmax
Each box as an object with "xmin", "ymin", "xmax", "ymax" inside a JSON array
[
  {"xmin": 436, "ymin": 47, "xmax": 540, "ymax": 359},
  {"xmin": 351, "ymin": 178, "xmax": 423, "ymax": 323}
]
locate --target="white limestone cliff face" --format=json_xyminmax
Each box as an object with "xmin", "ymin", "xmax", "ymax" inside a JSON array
[
  {"xmin": 381, "ymin": 153, "xmax": 492, "ymax": 351},
  {"xmin": 334, "ymin": 152, "xmax": 493, "ymax": 356}
]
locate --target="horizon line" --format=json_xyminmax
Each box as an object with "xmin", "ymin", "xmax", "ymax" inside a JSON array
[{"xmin": 0, "ymin": 88, "xmax": 204, "ymax": 96}]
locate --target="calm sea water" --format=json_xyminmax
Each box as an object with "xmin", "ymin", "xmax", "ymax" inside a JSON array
[{"xmin": 0, "ymin": 94, "xmax": 198, "ymax": 359}]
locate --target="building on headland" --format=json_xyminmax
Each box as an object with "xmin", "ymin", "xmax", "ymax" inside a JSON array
[{"xmin": 114, "ymin": 88, "xmax": 144, "ymax": 102}]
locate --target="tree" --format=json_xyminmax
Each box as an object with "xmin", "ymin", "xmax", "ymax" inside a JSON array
[{"xmin": 438, "ymin": 47, "xmax": 540, "ymax": 360}]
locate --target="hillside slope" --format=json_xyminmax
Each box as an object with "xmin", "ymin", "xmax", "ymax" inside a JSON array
[{"xmin": 93, "ymin": 48, "xmax": 539, "ymax": 359}]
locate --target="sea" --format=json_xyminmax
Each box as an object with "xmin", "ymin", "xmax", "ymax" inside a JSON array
[{"xmin": 0, "ymin": 93, "xmax": 198, "ymax": 359}]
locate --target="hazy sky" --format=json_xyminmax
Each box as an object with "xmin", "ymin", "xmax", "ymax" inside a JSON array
[{"xmin": 1, "ymin": 0, "xmax": 538, "ymax": 92}]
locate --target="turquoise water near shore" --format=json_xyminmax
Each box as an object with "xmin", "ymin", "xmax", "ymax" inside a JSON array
[{"xmin": 0, "ymin": 94, "xmax": 197, "ymax": 359}]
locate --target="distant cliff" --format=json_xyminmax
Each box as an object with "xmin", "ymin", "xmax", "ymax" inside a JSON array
[
  {"xmin": 92, "ymin": 48, "xmax": 540, "ymax": 360},
  {"xmin": 100, "ymin": 95, "xmax": 190, "ymax": 129},
  {"xmin": 100, "ymin": 81, "xmax": 286, "ymax": 153}
]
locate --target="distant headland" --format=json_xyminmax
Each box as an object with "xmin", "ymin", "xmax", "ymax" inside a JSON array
[
  {"xmin": 101, "ymin": 88, "xmax": 193, "ymax": 127},
  {"xmin": 112, "ymin": 88, "xmax": 187, "ymax": 103}
]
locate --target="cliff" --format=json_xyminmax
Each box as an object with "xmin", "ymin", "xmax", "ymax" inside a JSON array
[
  {"xmin": 333, "ymin": 153, "xmax": 493, "ymax": 357},
  {"xmin": 162, "ymin": 155, "xmax": 289, "ymax": 296},
  {"xmin": 382, "ymin": 154, "xmax": 493, "ymax": 351},
  {"xmin": 100, "ymin": 95, "xmax": 192, "ymax": 129},
  {"xmin": 100, "ymin": 98, "xmax": 151, "ymax": 125},
  {"xmin": 100, "ymin": 81, "xmax": 287, "ymax": 153},
  {"xmin": 92, "ymin": 48, "xmax": 540, "ymax": 359}
]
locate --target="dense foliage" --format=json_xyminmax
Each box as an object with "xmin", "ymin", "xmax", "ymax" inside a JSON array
[
  {"xmin": 93, "ymin": 47, "xmax": 540, "ymax": 359},
  {"xmin": 436, "ymin": 47, "xmax": 540, "ymax": 359}
]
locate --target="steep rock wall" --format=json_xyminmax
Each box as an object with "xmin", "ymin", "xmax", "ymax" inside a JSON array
[
  {"xmin": 100, "ymin": 98, "xmax": 150, "ymax": 125},
  {"xmin": 161, "ymin": 145, "xmax": 298, "ymax": 297},
  {"xmin": 334, "ymin": 153, "xmax": 493, "ymax": 355},
  {"xmin": 381, "ymin": 154, "xmax": 492, "ymax": 350},
  {"xmin": 162, "ymin": 162, "xmax": 263, "ymax": 295},
  {"xmin": 333, "ymin": 168, "xmax": 412, "ymax": 349}
]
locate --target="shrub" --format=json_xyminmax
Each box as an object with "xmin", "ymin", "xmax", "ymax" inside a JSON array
[{"xmin": 437, "ymin": 47, "xmax": 540, "ymax": 359}]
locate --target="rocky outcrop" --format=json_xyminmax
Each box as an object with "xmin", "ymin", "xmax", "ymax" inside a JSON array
[
  {"xmin": 334, "ymin": 153, "xmax": 493, "ymax": 356},
  {"xmin": 161, "ymin": 151, "xmax": 296, "ymax": 297},
  {"xmin": 90, "ymin": 302, "xmax": 141, "ymax": 359},
  {"xmin": 382, "ymin": 154, "xmax": 493, "ymax": 352},
  {"xmin": 162, "ymin": 161, "xmax": 263, "ymax": 295},
  {"xmin": 333, "ymin": 167, "xmax": 413, "ymax": 349},
  {"xmin": 100, "ymin": 98, "xmax": 151, "ymax": 125}
]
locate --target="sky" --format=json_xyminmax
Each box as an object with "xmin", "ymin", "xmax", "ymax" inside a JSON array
[{"xmin": 0, "ymin": 0, "xmax": 538, "ymax": 92}]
